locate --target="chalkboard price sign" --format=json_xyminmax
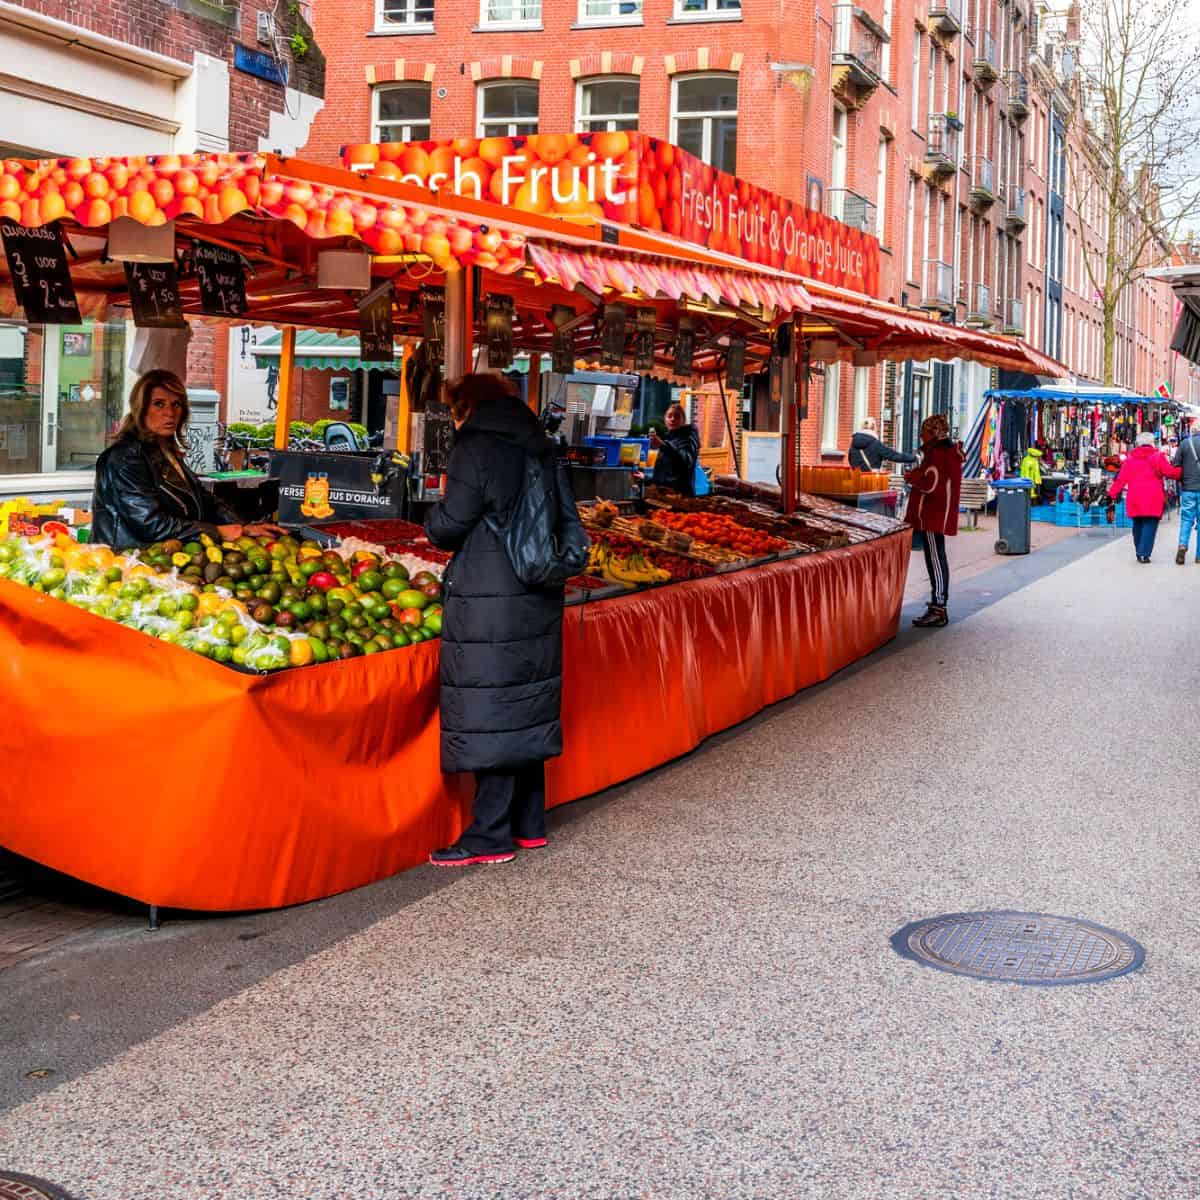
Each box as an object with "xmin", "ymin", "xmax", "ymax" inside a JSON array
[
  {"xmin": 633, "ymin": 308, "xmax": 656, "ymax": 372},
  {"xmin": 726, "ymin": 335, "xmax": 746, "ymax": 393},
  {"xmin": 486, "ymin": 293, "xmax": 514, "ymax": 368},
  {"xmin": 0, "ymin": 219, "xmax": 81, "ymax": 324},
  {"xmin": 358, "ymin": 282, "xmax": 395, "ymax": 364},
  {"xmin": 673, "ymin": 317, "xmax": 695, "ymax": 378},
  {"xmin": 193, "ymin": 241, "xmax": 247, "ymax": 317},
  {"xmin": 124, "ymin": 262, "xmax": 186, "ymax": 328},
  {"xmin": 601, "ymin": 302, "xmax": 626, "ymax": 367},
  {"xmin": 421, "ymin": 286, "xmax": 445, "ymax": 362}
]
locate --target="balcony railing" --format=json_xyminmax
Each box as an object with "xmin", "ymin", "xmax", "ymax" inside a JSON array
[
  {"xmin": 1005, "ymin": 185, "xmax": 1028, "ymax": 231},
  {"xmin": 922, "ymin": 259, "xmax": 955, "ymax": 311},
  {"xmin": 967, "ymin": 282, "xmax": 993, "ymax": 325},
  {"xmin": 1004, "ymin": 297, "xmax": 1025, "ymax": 336},
  {"xmin": 972, "ymin": 29, "xmax": 998, "ymax": 85},
  {"xmin": 970, "ymin": 156, "xmax": 997, "ymax": 207},
  {"xmin": 1005, "ymin": 69, "xmax": 1029, "ymax": 119},
  {"xmin": 833, "ymin": 4, "xmax": 884, "ymax": 88},
  {"xmin": 929, "ymin": 0, "xmax": 962, "ymax": 36},
  {"xmin": 925, "ymin": 113, "xmax": 960, "ymax": 175},
  {"xmin": 825, "ymin": 188, "xmax": 878, "ymax": 234}
]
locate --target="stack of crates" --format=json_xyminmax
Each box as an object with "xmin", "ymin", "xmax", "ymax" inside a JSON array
[{"xmin": 1053, "ymin": 499, "xmax": 1132, "ymax": 529}]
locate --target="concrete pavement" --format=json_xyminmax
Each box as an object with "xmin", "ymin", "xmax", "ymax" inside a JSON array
[{"xmin": 2, "ymin": 522, "xmax": 1199, "ymax": 1200}]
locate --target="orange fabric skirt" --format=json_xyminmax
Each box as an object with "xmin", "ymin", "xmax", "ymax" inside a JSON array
[{"xmin": 0, "ymin": 531, "xmax": 908, "ymax": 909}]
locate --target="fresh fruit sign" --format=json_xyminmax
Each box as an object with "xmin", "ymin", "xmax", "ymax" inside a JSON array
[{"xmin": 341, "ymin": 134, "xmax": 881, "ymax": 295}]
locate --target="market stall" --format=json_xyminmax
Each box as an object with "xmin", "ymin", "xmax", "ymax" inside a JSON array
[{"xmin": 0, "ymin": 141, "xmax": 1057, "ymax": 911}]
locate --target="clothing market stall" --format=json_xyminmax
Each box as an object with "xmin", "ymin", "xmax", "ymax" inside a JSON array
[{"xmin": 0, "ymin": 142, "xmax": 1057, "ymax": 911}]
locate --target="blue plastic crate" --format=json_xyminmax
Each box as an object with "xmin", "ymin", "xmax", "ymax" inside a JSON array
[{"xmin": 1031, "ymin": 504, "xmax": 1056, "ymax": 524}]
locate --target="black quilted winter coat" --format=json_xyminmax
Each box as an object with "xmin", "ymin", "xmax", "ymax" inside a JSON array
[{"xmin": 425, "ymin": 396, "xmax": 565, "ymax": 775}]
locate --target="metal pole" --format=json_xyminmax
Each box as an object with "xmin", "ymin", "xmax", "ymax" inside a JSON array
[
  {"xmin": 273, "ymin": 325, "xmax": 295, "ymax": 450},
  {"xmin": 780, "ymin": 323, "xmax": 796, "ymax": 514},
  {"xmin": 715, "ymin": 362, "xmax": 743, "ymax": 478},
  {"xmin": 443, "ymin": 267, "xmax": 473, "ymax": 380},
  {"xmin": 147, "ymin": 904, "xmax": 159, "ymax": 932}
]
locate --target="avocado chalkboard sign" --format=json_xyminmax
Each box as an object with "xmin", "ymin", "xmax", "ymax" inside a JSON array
[
  {"xmin": 358, "ymin": 281, "xmax": 394, "ymax": 364},
  {"xmin": 124, "ymin": 261, "xmax": 186, "ymax": 328},
  {"xmin": 193, "ymin": 241, "xmax": 247, "ymax": 317},
  {"xmin": 0, "ymin": 219, "xmax": 81, "ymax": 324}
]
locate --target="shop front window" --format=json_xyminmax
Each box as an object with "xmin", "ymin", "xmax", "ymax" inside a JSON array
[{"xmin": 0, "ymin": 318, "xmax": 127, "ymax": 477}]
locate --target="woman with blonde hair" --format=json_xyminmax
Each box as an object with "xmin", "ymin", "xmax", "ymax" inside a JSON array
[{"xmin": 91, "ymin": 369, "xmax": 281, "ymax": 549}]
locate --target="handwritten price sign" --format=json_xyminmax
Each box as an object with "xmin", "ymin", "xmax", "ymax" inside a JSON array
[
  {"xmin": 0, "ymin": 220, "xmax": 81, "ymax": 324},
  {"xmin": 123, "ymin": 262, "xmax": 186, "ymax": 328},
  {"xmin": 193, "ymin": 241, "xmax": 247, "ymax": 318}
]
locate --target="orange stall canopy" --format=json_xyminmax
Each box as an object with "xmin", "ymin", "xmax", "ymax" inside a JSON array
[{"xmin": 0, "ymin": 533, "xmax": 908, "ymax": 911}]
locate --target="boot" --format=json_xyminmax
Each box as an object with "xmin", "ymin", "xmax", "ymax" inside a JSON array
[
  {"xmin": 912, "ymin": 605, "xmax": 949, "ymax": 628},
  {"xmin": 1178, "ymin": 546, "xmax": 1187, "ymax": 565}
]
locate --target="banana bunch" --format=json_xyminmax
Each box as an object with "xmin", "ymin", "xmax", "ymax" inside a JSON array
[{"xmin": 589, "ymin": 541, "xmax": 670, "ymax": 586}]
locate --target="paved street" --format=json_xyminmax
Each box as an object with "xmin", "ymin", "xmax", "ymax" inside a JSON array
[{"xmin": 2, "ymin": 519, "xmax": 1199, "ymax": 1199}]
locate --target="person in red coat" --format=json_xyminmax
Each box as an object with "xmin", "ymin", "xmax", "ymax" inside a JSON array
[
  {"xmin": 905, "ymin": 413, "xmax": 964, "ymax": 628},
  {"xmin": 1107, "ymin": 432, "xmax": 1181, "ymax": 563}
]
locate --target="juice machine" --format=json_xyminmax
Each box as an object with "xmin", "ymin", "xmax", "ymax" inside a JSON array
[{"xmin": 545, "ymin": 370, "xmax": 642, "ymax": 501}]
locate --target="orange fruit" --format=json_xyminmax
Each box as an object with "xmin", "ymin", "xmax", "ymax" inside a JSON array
[
  {"xmin": 451, "ymin": 137, "xmax": 479, "ymax": 157},
  {"xmin": 176, "ymin": 195, "xmax": 204, "ymax": 218},
  {"xmin": 81, "ymin": 198, "xmax": 112, "ymax": 225},
  {"xmin": 151, "ymin": 178, "xmax": 174, "ymax": 208},
  {"xmin": 372, "ymin": 161, "xmax": 402, "ymax": 180},
  {"xmin": 513, "ymin": 180, "xmax": 551, "ymax": 214},
  {"xmin": 0, "ymin": 200, "xmax": 19, "ymax": 221},
  {"xmin": 592, "ymin": 132, "xmax": 630, "ymax": 161},
  {"xmin": 282, "ymin": 202, "xmax": 308, "ymax": 228},
  {"xmin": 218, "ymin": 186, "xmax": 248, "ymax": 218},
  {"xmin": 0, "ymin": 174, "xmax": 19, "ymax": 202},
  {"xmin": 128, "ymin": 190, "xmax": 156, "ymax": 223},
  {"xmin": 20, "ymin": 198, "xmax": 40, "ymax": 225},
  {"xmin": 65, "ymin": 158, "xmax": 92, "ymax": 181},
  {"xmin": 106, "ymin": 163, "xmax": 130, "ymax": 192},
  {"xmin": 478, "ymin": 137, "xmax": 513, "ymax": 167},
  {"xmin": 421, "ymin": 232, "xmax": 451, "ymax": 264},
  {"xmin": 174, "ymin": 169, "xmax": 199, "ymax": 196},
  {"xmin": 375, "ymin": 227, "xmax": 402, "ymax": 255},
  {"xmin": 530, "ymin": 134, "xmax": 568, "ymax": 164},
  {"xmin": 39, "ymin": 191, "xmax": 65, "ymax": 222},
  {"xmin": 398, "ymin": 145, "xmax": 430, "ymax": 177},
  {"xmin": 83, "ymin": 172, "xmax": 109, "ymax": 199},
  {"xmin": 325, "ymin": 207, "xmax": 355, "ymax": 237}
]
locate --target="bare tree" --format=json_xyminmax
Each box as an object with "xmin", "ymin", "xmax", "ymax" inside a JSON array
[{"xmin": 1058, "ymin": 0, "xmax": 1200, "ymax": 383}]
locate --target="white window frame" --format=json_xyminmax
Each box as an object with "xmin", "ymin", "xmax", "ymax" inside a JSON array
[
  {"xmin": 577, "ymin": 0, "xmax": 642, "ymax": 25},
  {"xmin": 670, "ymin": 72, "xmax": 738, "ymax": 174},
  {"xmin": 575, "ymin": 76, "xmax": 640, "ymax": 132},
  {"xmin": 478, "ymin": 0, "xmax": 541, "ymax": 29},
  {"xmin": 822, "ymin": 361, "xmax": 842, "ymax": 453},
  {"xmin": 905, "ymin": 174, "xmax": 917, "ymax": 282},
  {"xmin": 829, "ymin": 105, "xmax": 847, "ymax": 221},
  {"xmin": 372, "ymin": 83, "xmax": 432, "ymax": 143},
  {"xmin": 911, "ymin": 30, "xmax": 922, "ymax": 131},
  {"xmin": 880, "ymin": 0, "xmax": 893, "ymax": 82},
  {"xmin": 476, "ymin": 80, "xmax": 540, "ymax": 138},
  {"xmin": 374, "ymin": 0, "xmax": 434, "ymax": 31},
  {"xmin": 672, "ymin": 0, "xmax": 741, "ymax": 21},
  {"xmin": 875, "ymin": 137, "xmax": 888, "ymax": 243},
  {"xmin": 852, "ymin": 365, "xmax": 870, "ymax": 430}
]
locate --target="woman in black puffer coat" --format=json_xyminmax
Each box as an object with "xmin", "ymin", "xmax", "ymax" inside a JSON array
[{"xmin": 425, "ymin": 374, "xmax": 566, "ymax": 867}]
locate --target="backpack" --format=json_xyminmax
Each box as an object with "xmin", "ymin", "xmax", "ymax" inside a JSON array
[{"xmin": 485, "ymin": 453, "xmax": 591, "ymax": 588}]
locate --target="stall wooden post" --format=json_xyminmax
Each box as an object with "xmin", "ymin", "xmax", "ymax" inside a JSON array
[
  {"xmin": 527, "ymin": 352, "xmax": 541, "ymax": 412},
  {"xmin": 444, "ymin": 266, "xmax": 474, "ymax": 379},
  {"xmin": 274, "ymin": 325, "xmax": 296, "ymax": 451},
  {"xmin": 389, "ymin": 341, "xmax": 413, "ymax": 453}
]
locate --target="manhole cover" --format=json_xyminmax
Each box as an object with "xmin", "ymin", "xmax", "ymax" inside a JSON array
[
  {"xmin": 0, "ymin": 1173, "xmax": 79, "ymax": 1200},
  {"xmin": 891, "ymin": 911, "xmax": 1144, "ymax": 985}
]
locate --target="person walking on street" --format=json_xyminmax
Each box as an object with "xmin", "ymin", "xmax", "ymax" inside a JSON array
[
  {"xmin": 905, "ymin": 413, "xmax": 964, "ymax": 629},
  {"xmin": 1172, "ymin": 419, "xmax": 1200, "ymax": 564},
  {"xmin": 847, "ymin": 416, "xmax": 916, "ymax": 472},
  {"xmin": 425, "ymin": 374, "xmax": 569, "ymax": 867},
  {"xmin": 1108, "ymin": 432, "xmax": 1181, "ymax": 563}
]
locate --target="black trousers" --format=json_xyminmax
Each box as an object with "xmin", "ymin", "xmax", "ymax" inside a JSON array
[
  {"xmin": 460, "ymin": 763, "xmax": 547, "ymax": 853},
  {"xmin": 922, "ymin": 531, "xmax": 949, "ymax": 607}
]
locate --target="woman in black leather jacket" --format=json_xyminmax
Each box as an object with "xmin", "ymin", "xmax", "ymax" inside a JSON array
[{"xmin": 91, "ymin": 369, "xmax": 280, "ymax": 549}]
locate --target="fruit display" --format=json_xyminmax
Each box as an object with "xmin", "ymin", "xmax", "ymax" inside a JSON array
[
  {"xmin": 588, "ymin": 531, "xmax": 714, "ymax": 584},
  {"xmin": 0, "ymin": 532, "xmax": 444, "ymax": 672},
  {"xmin": 651, "ymin": 510, "xmax": 788, "ymax": 557}
]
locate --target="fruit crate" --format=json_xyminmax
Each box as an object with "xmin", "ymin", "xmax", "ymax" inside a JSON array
[
  {"xmin": 1053, "ymin": 499, "xmax": 1131, "ymax": 529},
  {"xmin": 1030, "ymin": 504, "xmax": 1056, "ymax": 524}
]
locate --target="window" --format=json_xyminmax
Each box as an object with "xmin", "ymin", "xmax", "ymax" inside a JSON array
[
  {"xmin": 875, "ymin": 137, "xmax": 888, "ymax": 242},
  {"xmin": 905, "ymin": 174, "xmax": 917, "ymax": 281},
  {"xmin": 674, "ymin": 0, "xmax": 740, "ymax": 18},
  {"xmin": 822, "ymin": 361, "xmax": 842, "ymax": 452},
  {"xmin": 853, "ymin": 366, "xmax": 870, "ymax": 429},
  {"xmin": 672, "ymin": 74, "xmax": 737, "ymax": 174},
  {"xmin": 477, "ymin": 81, "xmax": 539, "ymax": 137},
  {"xmin": 880, "ymin": 0, "xmax": 893, "ymax": 82},
  {"xmin": 480, "ymin": 0, "xmax": 540, "ymax": 25},
  {"xmin": 911, "ymin": 31, "xmax": 922, "ymax": 131},
  {"xmin": 576, "ymin": 77, "xmax": 639, "ymax": 132},
  {"xmin": 829, "ymin": 106, "xmax": 847, "ymax": 221},
  {"xmin": 373, "ymin": 83, "xmax": 432, "ymax": 142},
  {"xmin": 579, "ymin": 0, "xmax": 641, "ymax": 22},
  {"xmin": 375, "ymin": 0, "xmax": 433, "ymax": 29}
]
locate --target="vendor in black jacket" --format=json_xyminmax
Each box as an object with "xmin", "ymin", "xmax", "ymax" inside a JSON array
[
  {"xmin": 425, "ymin": 373, "xmax": 567, "ymax": 868},
  {"xmin": 847, "ymin": 416, "xmax": 916, "ymax": 471},
  {"xmin": 650, "ymin": 402, "xmax": 701, "ymax": 495},
  {"xmin": 91, "ymin": 369, "xmax": 281, "ymax": 550}
]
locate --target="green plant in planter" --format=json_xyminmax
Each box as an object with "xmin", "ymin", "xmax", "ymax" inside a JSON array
[{"xmin": 290, "ymin": 32, "xmax": 308, "ymax": 58}]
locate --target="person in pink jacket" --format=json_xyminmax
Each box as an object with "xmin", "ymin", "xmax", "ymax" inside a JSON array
[{"xmin": 1107, "ymin": 432, "xmax": 1182, "ymax": 562}]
